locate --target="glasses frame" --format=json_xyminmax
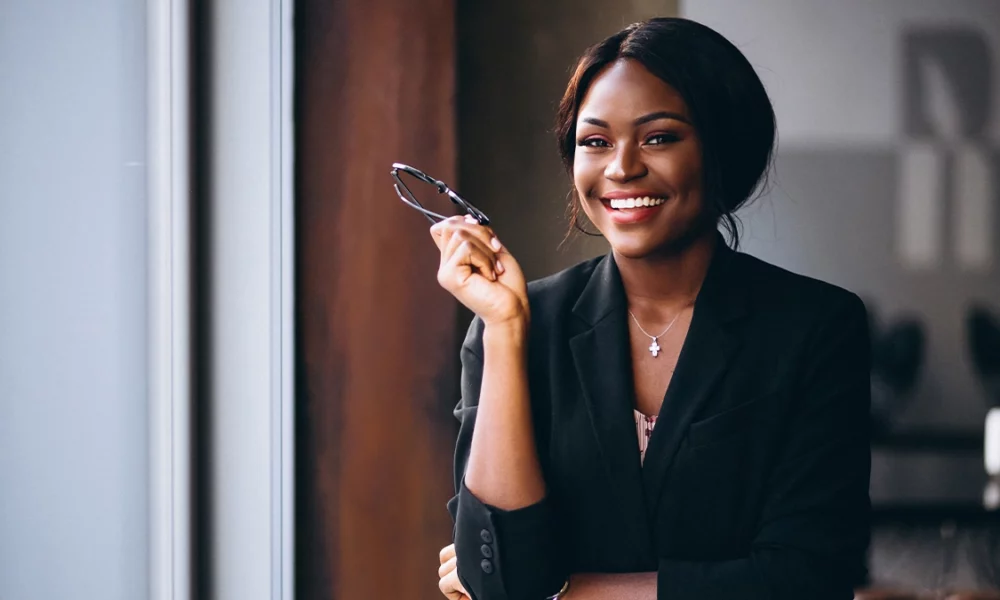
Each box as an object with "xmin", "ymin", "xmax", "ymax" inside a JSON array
[{"xmin": 390, "ymin": 163, "xmax": 490, "ymax": 226}]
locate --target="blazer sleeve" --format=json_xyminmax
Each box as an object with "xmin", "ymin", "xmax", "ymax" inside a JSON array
[
  {"xmin": 656, "ymin": 293, "xmax": 872, "ymax": 600},
  {"xmin": 446, "ymin": 317, "xmax": 566, "ymax": 600}
]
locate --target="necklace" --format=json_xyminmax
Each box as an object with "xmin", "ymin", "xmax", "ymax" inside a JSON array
[{"xmin": 628, "ymin": 309, "xmax": 681, "ymax": 358}]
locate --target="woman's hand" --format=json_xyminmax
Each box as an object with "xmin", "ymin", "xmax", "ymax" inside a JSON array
[
  {"xmin": 438, "ymin": 543, "xmax": 470, "ymax": 600},
  {"xmin": 431, "ymin": 215, "xmax": 529, "ymax": 327}
]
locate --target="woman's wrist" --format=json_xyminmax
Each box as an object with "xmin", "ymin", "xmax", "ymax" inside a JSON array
[{"xmin": 482, "ymin": 314, "xmax": 530, "ymax": 347}]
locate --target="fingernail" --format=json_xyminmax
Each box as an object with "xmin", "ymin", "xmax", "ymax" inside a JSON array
[
  {"xmin": 496, "ymin": 260, "xmax": 504, "ymax": 274},
  {"xmin": 490, "ymin": 237, "xmax": 502, "ymax": 251},
  {"xmin": 465, "ymin": 215, "xmax": 478, "ymax": 224}
]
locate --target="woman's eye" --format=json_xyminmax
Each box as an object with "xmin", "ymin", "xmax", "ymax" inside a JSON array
[
  {"xmin": 578, "ymin": 138, "xmax": 610, "ymax": 148},
  {"xmin": 646, "ymin": 133, "xmax": 680, "ymax": 145}
]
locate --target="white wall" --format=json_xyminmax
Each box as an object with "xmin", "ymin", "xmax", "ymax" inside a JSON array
[{"xmin": 0, "ymin": 1, "xmax": 150, "ymax": 600}]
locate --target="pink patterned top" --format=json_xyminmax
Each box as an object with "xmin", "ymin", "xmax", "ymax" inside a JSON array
[{"xmin": 634, "ymin": 410, "xmax": 657, "ymax": 464}]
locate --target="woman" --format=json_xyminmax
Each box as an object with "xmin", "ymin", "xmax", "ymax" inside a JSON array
[{"xmin": 434, "ymin": 17, "xmax": 870, "ymax": 600}]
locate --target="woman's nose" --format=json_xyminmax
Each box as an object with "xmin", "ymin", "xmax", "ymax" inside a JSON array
[{"xmin": 604, "ymin": 144, "xmax": 647, "ymax": 182}]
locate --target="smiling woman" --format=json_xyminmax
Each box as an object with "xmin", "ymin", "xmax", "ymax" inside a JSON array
[
  {"xmin": 573, "ymin": 61, "xmax": 707, "ymax": 254},
  {"xmin": 436, "ymin": 17, "xmax": 870, "ymax": 600},
  {"xmin": 555, "ymin": 18, "xmax": 776, "ymax": 253}
]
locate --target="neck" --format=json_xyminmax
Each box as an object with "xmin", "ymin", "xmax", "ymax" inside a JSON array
[{"xmin": 614, "ymin": 231, "xmax": 718, "ymax": 321}]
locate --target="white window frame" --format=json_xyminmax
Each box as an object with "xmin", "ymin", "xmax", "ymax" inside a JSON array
[
  {"xmin": 147, "ymin": 0, "xmax": 193, "ymax": 598},
  {"xmin": 148, "ymin": 0, "xmax": 294, "ymax": 598}
]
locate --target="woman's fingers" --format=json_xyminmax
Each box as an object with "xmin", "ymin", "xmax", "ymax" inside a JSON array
[
  {"xmin": 437, "ymin": 555, "xmax": 457, "ymax": 579},
  {"xmin": 438, "ymin": 568, "xmax": 470, "ymax": 600},
  {"xmin": 430, "ymin": 216, "xmax": 504, "ymax": 256},
  {"xmin": 428, "ymin": 214, "xmax": 527, "ymax": 324},
  {"xmin": 443, "ymin": 226, "xmax": 502, "ymax": 265},
  {"xmin": 437, "ymin": 544, "xmax": 468, "ymax": 600},
  {"xmin": 431, "ymin": 214, "xmax": 512, "ymax": 286},
  {"xmin": 441, "ymin": 237, "xmax": 498, "ymax": 284},
  {"xmin": 442, "ymin": 226, "xmax": 495, "ymax": 264}
]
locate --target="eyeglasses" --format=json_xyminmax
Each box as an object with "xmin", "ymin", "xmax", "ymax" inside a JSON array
[{"xmin": 390, "ymin": 163, "xmax": 490, "ymax": 226}]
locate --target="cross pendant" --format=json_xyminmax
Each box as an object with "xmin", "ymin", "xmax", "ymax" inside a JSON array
[{"xmin": 648, "ymin": 338, "xmax": 661, "ymax": 357}]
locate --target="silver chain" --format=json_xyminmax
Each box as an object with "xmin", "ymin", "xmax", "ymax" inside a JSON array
[{"xmin": 627, "ymin": 309, "xmax": 681, "ymax": 340}]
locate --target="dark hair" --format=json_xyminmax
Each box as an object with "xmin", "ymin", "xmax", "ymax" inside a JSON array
[{"xmin": 555, "ymin": 17, "xmax": 777, "ymax": 249}]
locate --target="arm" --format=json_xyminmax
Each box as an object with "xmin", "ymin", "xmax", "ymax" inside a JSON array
[
  {"xmin": 448, "ymin": 317, "xmax": 565, "ymax": 600},
  {"xmin": 465, "ymin": 319, "xmax": 544, "ymax": 512},
  {"xmin": 432, "ymin": 216, "xmax": 564, "ymax": 600},
  {"xmin": 565, "ymin": 294, "xmax": 872, "ymax": 600}
]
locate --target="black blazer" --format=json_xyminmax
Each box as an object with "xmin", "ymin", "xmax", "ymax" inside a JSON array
[{"xmin": 447, "ymin": 239, "xmax": 871, "ymax": 600}]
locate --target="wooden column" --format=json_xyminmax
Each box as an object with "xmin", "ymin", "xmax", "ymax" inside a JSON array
[{"xmin": 295, "ymin": 0, "xmax": 458, "ymax": 598}]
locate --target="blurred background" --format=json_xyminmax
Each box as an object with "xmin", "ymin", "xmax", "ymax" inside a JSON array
[{"xmin": 1, "ymin": 1, "xmax": 998, "ymax": 599}]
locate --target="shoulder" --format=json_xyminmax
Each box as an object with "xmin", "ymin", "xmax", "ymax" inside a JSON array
[
  {"xmin": 523, "ymin": 254, "xmax": 618, "ymax": 339},
  {"xmin": 732, "ymin": 250, "xmax": 867, "ymax": 332},
  {"xmin": 525, "ymin": 254, "xmax": 605, "ymax": 310}
]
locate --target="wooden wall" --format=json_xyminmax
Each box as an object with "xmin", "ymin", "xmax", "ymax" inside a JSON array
[{"xmin": 295, "ymin": 0, "xmax": 458, "ymax": 598}]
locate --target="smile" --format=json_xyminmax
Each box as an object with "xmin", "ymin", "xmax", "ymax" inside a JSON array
[
  {"xmin": 606, "ymin": 196, "xmax": 667, "ymax": 210},
  {"xmin": 599, "ymin": 196, "xmax": 668, "ymax": 225}
]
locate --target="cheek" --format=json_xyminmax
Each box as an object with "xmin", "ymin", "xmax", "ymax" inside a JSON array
[
  {"xmin": 663, "ymin": 147, "xmax": 704, "ymax": 196},
  {"xmin": 684, "ymin": 143, "xmax": 705, "ymax": 191},
  {"xmin": 572, "ymin": 155, "xmax": 604, "ymax": 199}
]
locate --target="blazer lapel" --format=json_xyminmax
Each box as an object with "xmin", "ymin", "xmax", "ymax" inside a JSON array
[
  {"xmin": 569, "ymin": 255, "xmax": 654, "ymax": 558},
  {"xmin": 640, "ymin": 240, "xmax": 749, "ymax": 515}
]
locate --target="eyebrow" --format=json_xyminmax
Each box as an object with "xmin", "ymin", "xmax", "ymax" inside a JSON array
[{"xmin": 581, "ymin": 111, "xmax": 691, "ymax": 128}]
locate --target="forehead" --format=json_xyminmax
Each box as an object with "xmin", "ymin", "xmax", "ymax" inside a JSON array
[{"xmin": 577, "ymin": 59, "xmax": 689, "ymax": 121}]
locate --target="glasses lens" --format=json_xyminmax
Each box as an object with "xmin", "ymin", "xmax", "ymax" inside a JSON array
[{"xmin": 396, "ymin": 170, "xmax": 463, "ymax": 221}]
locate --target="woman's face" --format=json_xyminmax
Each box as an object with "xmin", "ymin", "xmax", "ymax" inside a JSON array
[{"xmin": 574, "ymin": 59, "xmax": 708, "ymax": 258}]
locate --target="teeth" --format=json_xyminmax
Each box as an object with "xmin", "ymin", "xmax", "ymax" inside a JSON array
[{"xmin": 609, "ymin": 196, "xmax": 666, "ymax": 209}]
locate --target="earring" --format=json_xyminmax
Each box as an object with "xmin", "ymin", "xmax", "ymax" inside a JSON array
[
  {"xmin": 572, "ymin": 213, "xmax": 603, "ymax": 237},
  {"xmin": 568, "ymin": 193, "xmax": 603, "ymax": 238}
]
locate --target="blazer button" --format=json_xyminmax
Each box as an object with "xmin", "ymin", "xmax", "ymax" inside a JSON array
[
  {"xmin": 480, "ymin": 544, "xmax": 493, "ymax": 558},
  {"xmin": 480, "ymin": 529, "xmax": 493, "ymax": 544},
  {"xmin": 481, "ymin": 559, "xmax": 494, "ymax": 574}
]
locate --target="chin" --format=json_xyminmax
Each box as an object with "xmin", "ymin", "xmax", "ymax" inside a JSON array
[
  {"xmin": 605, "ymin": 232, "xmax": 657, "ymax": 258},
  {"xmin": 605, "ymin": 220, "xmax": 711, "ymax": 260}
]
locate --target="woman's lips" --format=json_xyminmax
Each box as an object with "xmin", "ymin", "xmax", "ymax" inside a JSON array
[{"xmin": 600, "ymin": 196, "xmax": 668, "ymax": 225}]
